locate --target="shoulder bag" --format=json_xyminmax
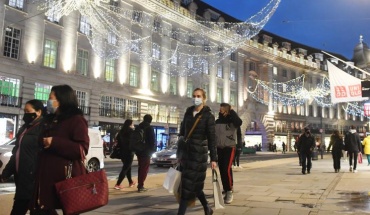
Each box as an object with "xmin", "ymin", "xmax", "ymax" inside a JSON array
[{"xmin": 55, "ymin": 146, "xmax": 108, "ymax": 215}]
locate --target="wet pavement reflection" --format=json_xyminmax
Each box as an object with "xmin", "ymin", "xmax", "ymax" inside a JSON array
[{"xmin": 337, "ymin": 192, "xmax": 370, "ymax": 213}]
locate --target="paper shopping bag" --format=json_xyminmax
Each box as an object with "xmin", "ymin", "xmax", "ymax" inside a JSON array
[
  {"xmin": 163, "ymin": 167, "xmax": 181, "ymax": 194},
  {"xmin": 212, "ymin": 169, "xmax": 225, "ymax": 210}
]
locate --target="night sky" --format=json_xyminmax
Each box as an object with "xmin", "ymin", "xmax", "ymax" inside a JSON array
[{"xmin": 202, "ymin": 0, "xmax": 370, "ymax": 60}]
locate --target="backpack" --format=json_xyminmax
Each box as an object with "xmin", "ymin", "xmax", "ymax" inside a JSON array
[{"xmin": 129, "ymin": 127, "xmax": 146, "ymax": 152}]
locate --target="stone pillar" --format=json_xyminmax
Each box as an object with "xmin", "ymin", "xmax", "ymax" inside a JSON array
[
  {"xmin": 209, "ymin": 51, "xmax": 217, "ymax": 103},
  {"xmin": 117, "ymin": 1, "xmax": 132, "ymax": 85},
  {"xmin": 222, "ymin": 58, "xmax": 230, "ymax": 103},
  {"xmin": 60, "ymin": 11, "xmax": 78, "ymax": 72},
  {"xmin": 237, "ymin": 52, "xmax": 245, "ymax": 110},
  {"xmin": 161, "ymin": 21, "xmax": 172, "ymax": 94},
  {"xmin": 140, "ymin": 14, "xmax": 153, "ymax": 90},
  {"xmin": 0, "ymin": 1, "xmax": 5, "ymax": 48}
]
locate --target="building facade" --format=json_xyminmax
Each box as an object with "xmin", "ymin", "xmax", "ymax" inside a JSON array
[{"xmin": 0, "ymin": 0, "xmax": 367, "ymax": 149}]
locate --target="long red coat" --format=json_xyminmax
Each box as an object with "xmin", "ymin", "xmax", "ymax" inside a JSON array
[{"xmin": 31, "ymin": 111, "xmax": 89, "ymax": 211}]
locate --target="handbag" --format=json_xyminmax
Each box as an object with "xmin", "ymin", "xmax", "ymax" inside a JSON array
[
  {"xmin": 55, "ymin": 147, "xmax": 109, "ymax": 215},
  {"xmin": 358, "ymin": 152, "xmax": 363, "ymax": 164},
  {"xmin": 110, "ymin": 144, "xmax": 121, "ymax": 159},
  {"xmin": 212, "ymin": 169, "xmax": 225, "ymax": 210},
  {"xmin": 163, "ymin": 166, "xmax": 181, "ymax": 194}
]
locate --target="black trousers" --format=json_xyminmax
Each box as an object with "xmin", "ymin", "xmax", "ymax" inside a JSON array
[
  {"xmin": 177, "ymin": 191, "xmax": 208, "ymax": 215},
  {"xmin": 301, "ymin": 151, "xmax": 312, "ymax": 172},
  {"xmin": 348, "ymin": 152, "xmax": 359, "ymax": 170},
  {"xmin": 332, "ymin": 150, "xmax": 342, "ymax": 170},
  {"xmin": 217, "ymin": 147, "xmax": 235, "ymax": 192},
  {"xmin": 116, "ymin": 152, "xmax": 134, "ymax": 185},
  {"xmin": 233, "ymin": 149, "xmax": 241, "ymax": 166},
  {"xmin": 11, "ymin": 199, "xmax": 29, "ymax": 215}
]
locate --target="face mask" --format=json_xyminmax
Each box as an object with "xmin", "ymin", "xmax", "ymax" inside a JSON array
[
  {"xmin": 192, "ymin": 97, "xmax": 203, "ymax": 106},
  {"xmin": 23, "ymin": 113, "xmax": 37, "ymax": 124},
  {"xmin": 47, "ymin": 99, "xmax": 58, "ymax": 114}
]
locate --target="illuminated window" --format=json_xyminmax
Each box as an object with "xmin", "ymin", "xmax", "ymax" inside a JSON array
[
  {"xmin": 76, "ymin": 90, "xmax": 89, "ymax": 114},
  {"xmin": 43, "ymin": 39, "xmax": 58, "ymax": 68},
  {"xmin": 230, "ymin": 67, "xmax": 236, "ymax": 81},
  {"xmin": 0, "ymin": 76, "xmax": 20, "ymax": 97},
  {"xmin": 132, "ymin": 11, "xmax": 142, "ymax": 23},
  {"xmin": 34, "ymin": 83, "xmax": 52, "ymax": 102},
  {"xmin": 216, "ymin": 87, "xmax": 223, "ymax": 103},
  {"xmin": 187, "ymin": 57, "xmax": 194, "ymax": 69},
  {"xmin": 230, "ymin": 90, "xmax": 236, "ymax": 106},
  {"xmin": 76, "ymin": 49, "xmax": 89, "ymax": 76},
  {"xmin": 105, "ymin": 59, "xmax": 115, "ymax": 82},
  {"xmin": 127, "ymin": 99, "xmax": 139, "ymax": 115},
  {"xmin": 170, "ymin": 50, "xmax": 178, "ymax": 65},
  {"xmin": 151, "ymin": 70, "xmax": 160, "ymax": 92},
  {"xmin": 186, "ymin": 80, "xmax": 193, "ymax": 98},
  {"xmin": 202, "ymin": 60, "xmax": 209, "ymax": 75},
  {"xmin": 217, "ymin": 65, "xmax": 223, "ymax": 78},
  {"xmin": 129, "ymin": 65, "xmax": 139, "ymax": 87},
  {"xmin": 107, "ymin": 32, "xmax": 117, "ymax": 45},
  {"xmin": 130, "ymin": 33, "xmax": 140, "ymax": 53},
  {"xmin": 46, "ymin": 4, "xmax": 61, "ymax": 23},
  {"xmin": 79, "ymin": 15, "xmax": 91, "ymax": 35},
  {"xmin": 152, "ymin": 43, "xmax": 160, "ymax": 59},
  {"xmin": 170, "ymin": 76, "xmax": 177, "ymax": 95},
  {"xmin": 3, "ymin": 26, "xmax": 21, "ymax": 59}
]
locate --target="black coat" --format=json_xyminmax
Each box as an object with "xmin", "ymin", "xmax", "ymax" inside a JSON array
[
  {"xmin": 178, "ymin": 105, "xmax": 217, "ymax": 200},
  {"xmin": 297, "ymin": 133, "xmax": 315, "ymax": 154},
  {"xmin": 327, "ymin": 135, "xmax": 344, "ymax": 154},
  {"xmin": 135, "ymin": 121, "xmax": 156, "ymax": 157},
  {"xmin": 344, "ymin": 131, "xmax": 362, "ymax": 153},
  {"xmin": 2, "ymin": 118, "xmax": 43, "ymax": 200},
  {"xmin": 116, "ymin": 128, "xmax": 133, "ymax": 157}
]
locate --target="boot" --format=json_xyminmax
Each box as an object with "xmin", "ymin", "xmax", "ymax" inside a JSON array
[{"xmin": 204, "ymin": 205, "xmax": 213, "ymax": 215}]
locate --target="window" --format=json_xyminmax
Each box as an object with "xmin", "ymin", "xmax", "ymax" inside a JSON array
[
  {"xmin": 217, "ymin": 46, "xmax": 224, "ymax": 57},
  {"xmin": 282, "ymin": 69, "xmax": 287, "ymax": 78},
  {"xmin": 202, "ymin": 60, "xmax": 209, "ymax": 74},
  {"xmin": 0, "ymin": 76, "xmax": 20, "ymax": 97},
  {"xmin": 129, "ymin": 65, "xmax": 139, "ymax": 87},
  {"xmin": 230, "ymin": 67, "xmax": 236, "ymax": 81},
  {"xmin": 34, "ymin": 83, "xmax": 52, "ymax": 102},
  {"xmin": 148, "ymin": 103, "xmax": 158, "ymax": 118},
  {"xmin": 130, "ymin": 33, "xmax": 140, "ymax": 53},
  {"xmin": 317, "ymin": 77, "xmax": 321, "ymax": 84},
  {"xmin": 152, "ymin": 43, "xmax": 160, "ymax": 59},
  {"xmin": 46, "ymin": 4, "xmax": 61, "ymax": 23},
  {"xmin": 230, "ymin": 90, "xmax": 236, "ymax": 106},
  {"xmin": 170, "ymin": 50, "xmax": 178, "ymax": 65},
  {"xmin": 202, "ymin": 84, "xmax": 209, "ymax": 96},
  {"xmin": 8, "ymin": 0, "xmax": 23, "ymax": 9},
  {"xmin": 151, "ymin": 70, "xmax": 160, "ymax": 91},
  {"xmin": 100, "ymin": 96, "xmax": 112, "ymax": 117},
  {"xmin": 216, "ymin": 87, "xmax": 223, "ymax": 103},
  {"xmin": 79, "ymin": 15, "xmax": 91, "ymax": 35},
  {"xmin": 187, "ymin": 57, "xmax": 194, "ymax": 69},
  {"xmin": 109, "ymin": 0, "xmax": 119, "ymax": 11},
  {"xmin": 188, "ymin": 36, "xmax": 195, "ymax": 46},
  {"xmin": 230, "ymin": 52, "xmax": 237, "ymax": 61},
  {"xmin": 105, "ymin": 59, "xmax": 115, "ymax": 82},
  {"xmin": 291, "ymin": 71, "xmax": 296, "ymax": 79},
  {"xmin": 170, "ymin": 76, "xmax": 177, "ymax": 95},
  {"xmin": 169, "ymin": 105, "xmax": 179, "ymax": 124},
  {"xmin": 76, "ymin": 49, "xmax": 89, "ymax": 76},
  {"xmin": 76, "ymin": 90, "xmax": 89, "ymax": 114},
  {"xmin": 186, "ymin": 80, "xmax": 193, "ymax": 98},
  {"xmin": 107, "ymin": 32, "xmax": 117, "ymax": 45},
  {"xmin": 171, "ymin": 29, "xmax": 179, "ymax": 40},
  {"xmin": 113, "ymin": 97, "xmax": 125, "ymax": 117},
  {"xmin": 132, "ymin": 11, "xmax": 143, "ymax": 23},
  {"xmin": 203, "ymin": 43, "xmax": 210, "ymax": 52},
  {"xmin": 3, "ymin": 26, "xmax": 21, "ymax": 59},
  {"xmin": 249, "ymin": 62, "xmax": 256, "ymax": 71},
  {"xmin": 43, "ymin": 39, "xmax": 58, "ymax": 68},
  {"xmin": 127, "ymin": 99, "xmax": 139, "ymax": 115},
  {"xmin": 153, "ymin": 19, "xmax": 161, "ymax": 33},
  {"xmin": 217, "ymin": 64, "xmax": 223, "ymax": 78}
]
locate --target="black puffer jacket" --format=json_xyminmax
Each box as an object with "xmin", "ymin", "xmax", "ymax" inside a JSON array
[
  {"xmin": 178, "ymin": 105, "xmax": 217, "ymax": 200},
  {"xmin": 2, "ymin": 117, "xmax": 43, "ymax": 200}
]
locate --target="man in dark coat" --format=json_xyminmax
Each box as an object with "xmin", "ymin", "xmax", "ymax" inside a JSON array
[
  {"xmin": 136, "ymin": 114, "xmax": 156, "ymax": 192},
  {"xmin": 297, "ymin": 128, "xmax": 315, "ymax": 174},
  {"xmin": 344, "ymin": 125, "xmax": 362, "ymax": 172}
]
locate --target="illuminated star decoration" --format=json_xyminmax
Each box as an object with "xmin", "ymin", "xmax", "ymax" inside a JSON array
[{"xmin": 34, "ymin": 0, "xmax": 281, "ymax": 76}]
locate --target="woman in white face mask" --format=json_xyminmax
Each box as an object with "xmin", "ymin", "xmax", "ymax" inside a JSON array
[
  {"xmin": 30, "ymin": 85, "xmax": 89, "ymax": 214},
  {"xmin": 176, "ymin": 88, "xmax": 218, "ymax": 215}
]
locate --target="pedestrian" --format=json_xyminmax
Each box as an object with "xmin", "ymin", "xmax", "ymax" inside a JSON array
[
  {"xmin": 273, "ymin": 143, "xmax": 277, "ymax": 152},
  {"xmin": 282, "ymin": 142, "xmax": 286, "ymax": 154},
  {"xmin": 233, "ymin": 131, "xmax": 243, "ymax": 169},
  {"xmin": 176, "ymin": 88, "xmax": 217, "ymax": 215},
  {"xmin": 297, "ymin": 128, "xmax": 315, "ymax": 174},
  {"xmin": 215, "ymin": 103, "xmax": 242, "ymax": 204},
  {"xmin": 344, "ymin": 125, "xmax": 362, "ymax": 173},
  {"xmin": 30, "ymin": 84, "xmax": 89, "ymax": 214},
  {"xmin": 362, "ymin": 133, "xmax": 370, "ymax": 166},
  {"xmin": 136, "ymin": 114, "xmax": 156, "ymax": 192},
  {"xmin": 1, "ymin": 99, "xmax": 45, "ymax": 215},
  {"xmin": 114, "ymin": 119, "xmax": 136, "ymax": 190},
  {"xmin": 327, "ymin": 130, "xmax": 344, "ymax": 173},
  {"xmin": 319, "ymin": 140, "xmax": 326, "ymax": 159},
  {"xmin": 103, "ymin": 133, "xmax": 110, "ymax": 158}
]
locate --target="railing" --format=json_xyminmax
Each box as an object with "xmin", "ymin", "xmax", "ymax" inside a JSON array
[
  {"xmin": 0, "ymin": 94, "xmax": 22, "ymax": 107},
  {"xmin": 99, "ymin": 108, "xmax": 140, "ymax": 120},
  {"xmin": 79, "ymin": 105, "xmax": 91, "ymax": 116}
]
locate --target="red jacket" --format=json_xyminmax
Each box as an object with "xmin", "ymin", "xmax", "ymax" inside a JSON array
[{"xmin": 31, "ymin": 112, "xmax": 89, "ymax": 210}]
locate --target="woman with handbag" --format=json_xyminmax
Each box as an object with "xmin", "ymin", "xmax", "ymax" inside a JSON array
[
  {"xmin": 30, "ymin": 85, "xmax": 89, "ymax": 214},
  {"xmin": 114, "ymin": 119, "xmax": 137, "ymax": 190},
  {"xmin": 1, "ymin": 99, "xmax": 45, "ymax": 215},
  {"xmin": 176, "ymin": 88, "xmax": 218, "ymax": 215},
  {"xmin": 327, "ymin": 130, "xmax": 344, "ymax": 173}
]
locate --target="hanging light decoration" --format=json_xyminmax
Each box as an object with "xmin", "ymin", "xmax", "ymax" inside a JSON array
[{"xmin": 31, "ymin": 0, "xmax": 281, "ymax": 76}]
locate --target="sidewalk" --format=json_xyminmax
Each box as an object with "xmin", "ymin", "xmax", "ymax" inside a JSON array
[{"xmin": 2, "ymin": 154, "xmax": 370, "ymax": 215}]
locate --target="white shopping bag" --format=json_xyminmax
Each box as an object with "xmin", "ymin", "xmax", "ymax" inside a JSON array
[
  {"xmin": 212, "ymin": 169, "xmax": 225, "ymax": 209},
  {"xmin": 163, "ymin": 167, "xmax": 181, "ymax": 194}
]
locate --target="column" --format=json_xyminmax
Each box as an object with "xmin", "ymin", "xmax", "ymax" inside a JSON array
[
  {"xmin": 222, "ymin": 58, "xmax": 230, "ymax": 103},
  {"xmin": 60, "ymin": 11, "xmax": 78, "ymax": 72},
  {"xmin": 0, "ymin": 1, "xmax": 5, "ymax": 48},
  {"xmin": 237, "ymin": 52, "xmax": 245, "ymax": 109},
  {"xmin": 267, "ymin": 63, "xmax": 274, "ymax": 112},
  {"xmin": 23, "ymin": 2, "xmax": 45, "ymax": 64},
  {"xmin": 140, "ymin": 14, "xmax": 153, "ymax": 90},
  {"xmin": 160, "ymin": 21, "xmax": 171, "ymax": 94},
  {"xmin": 209, "ymin": 51, "xmax": 217, "ymax": 103},
  {"xmin": 117, "ymin": 2, "xmax": 133, "ymax": 85}
]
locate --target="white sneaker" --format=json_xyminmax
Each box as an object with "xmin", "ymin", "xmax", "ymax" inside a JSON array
[
  {"xmin": 349, "ymin": 166, "xmax": 353, "ymax": 172},
  {"xmin": 353, "ymin": 169, "xmax": 358, "ymax": 173},
  {"xmin": 238, "ymin": 166, "xmax": 243, "ymax": 169},
  {"xmin": 224, "ymin": 191, "xmax": 233, "ymax": 204}
]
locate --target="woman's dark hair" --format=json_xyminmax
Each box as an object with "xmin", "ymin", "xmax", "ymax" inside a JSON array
[
  {"xmin": 220, "ymin": 103, "xmax": 231, "ymax": 111},
  {"xmin": 120, "ymin": 119, "xmax": 133, "ymax": 134},
  {"xmin": 333, "ymin": 129, "xmax": 341, "ymax": 138},
  {"xmin": 26, "ymin": 99, "xmax": 46, "ymax": 116},
  {"xmin": 51, "ymin": 85, "xmax": 79, "ymax": 114}
]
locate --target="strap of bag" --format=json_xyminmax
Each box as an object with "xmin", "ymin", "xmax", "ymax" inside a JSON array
[
  {"xmin": 185, "ymin": 114, "xmax": 202, "ymax": 142},
  {"xmin": 65, "ymin": 145, "xmax": 88, "ymax": 179},
  {"xmin": 212, "ymin": 169, "xmax": 218, "ymax": 182}
]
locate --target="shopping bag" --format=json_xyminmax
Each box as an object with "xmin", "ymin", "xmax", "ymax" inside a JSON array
[
  {"xmin": 358, "ymin": 153, "xmax": 363, "ymax": 164},
  {"xmin": 109, "ymin": 144, "xmax": 121, "ymax": 159},
  {"xmin": 163, "ymin": 166, "xmax": 181, "ymax": 194},
  {"xmin": 212, "ymin": 169, "xmax": 225, "ymax": 210}
]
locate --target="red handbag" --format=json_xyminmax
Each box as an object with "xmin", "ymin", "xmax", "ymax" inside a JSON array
[
  {"xmin": 55, "ymin": 147, "xmax": 108, "ymax": 215},
  {"xmin": 358, "ymin": 153, "xmax": 363, "ymax": 164}
]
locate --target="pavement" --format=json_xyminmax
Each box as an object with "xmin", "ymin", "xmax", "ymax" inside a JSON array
[{"xmin": 1, "ymin": 152, "xmax": 370, "ymax": 215}]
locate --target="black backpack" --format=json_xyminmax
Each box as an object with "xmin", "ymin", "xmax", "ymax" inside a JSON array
[{"xmin": 129, "ymin": 127, "xmax": 146, "ymax": 152}]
